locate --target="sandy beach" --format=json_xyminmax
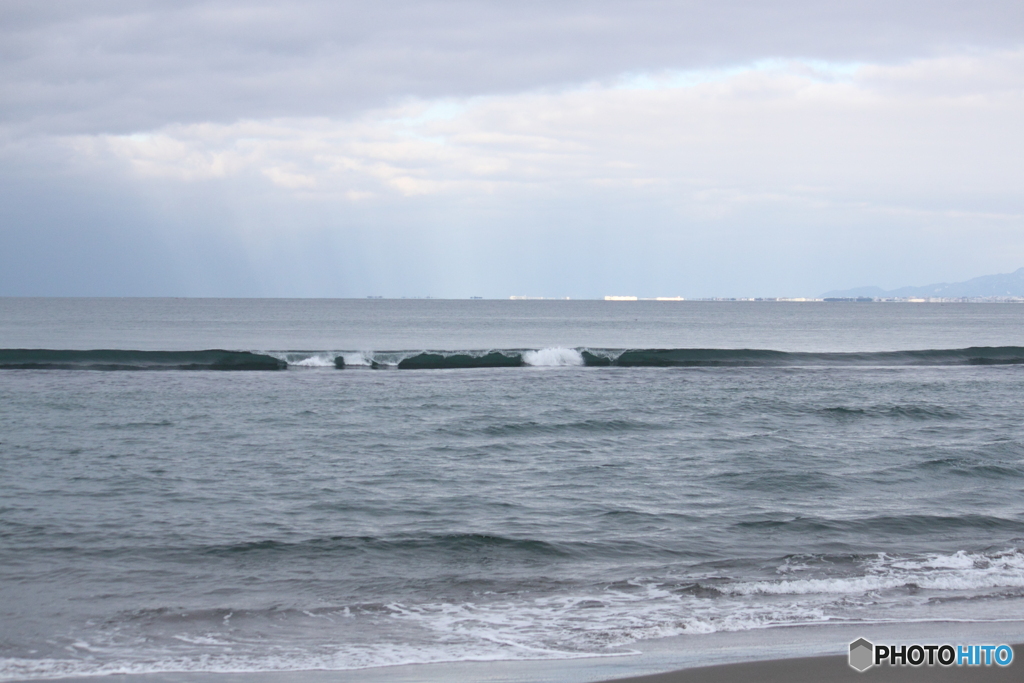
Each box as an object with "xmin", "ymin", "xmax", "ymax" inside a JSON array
[{"xmin": 603, "ymin": 648, "xmax": 1022, "ymax": 683}]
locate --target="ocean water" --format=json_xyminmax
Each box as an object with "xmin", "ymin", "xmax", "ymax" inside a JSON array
[{"xmin": 2, "ymin": 298, "xmax": 1024, "ymax": 680}]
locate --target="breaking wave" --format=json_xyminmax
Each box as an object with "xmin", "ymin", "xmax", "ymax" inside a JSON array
[
  {"xmin": 283, "ymin": 345, "xmax": 1024, "ymax": 369},
  {"xmin": 523, "ymin": 347, "xmax": 585, "ymax": 366},
  {"xmin": 4, "ymin": 346, "xmax": 1024, "ymax": 370},
  {"xmin": 4, "ymin": 548, "xmax": 1023, "ymax": 680}
]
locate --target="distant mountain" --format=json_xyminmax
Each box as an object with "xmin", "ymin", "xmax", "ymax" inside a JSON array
[{"xmin": 822, "ymin": 267, "xmax": 1024, "ymax": 298}]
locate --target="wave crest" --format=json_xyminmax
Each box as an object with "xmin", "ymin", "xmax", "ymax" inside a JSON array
[
  {"xmin": 6, "ymin": 346, "xmax": 1024, "ymax": 371},
  {"xmin": 523, "ymin": 348, "xmax": 584, "ymax": 366}
]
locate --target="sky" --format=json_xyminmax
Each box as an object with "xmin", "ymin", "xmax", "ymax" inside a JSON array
[{"xmin": 1, "ymin": 1, "xmax": 1023, "ymax": 298}]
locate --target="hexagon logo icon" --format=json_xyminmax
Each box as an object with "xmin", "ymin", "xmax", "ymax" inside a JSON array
[{"xmin": 849, "ymin": 638, "xmax": 874, "ymax": 672}]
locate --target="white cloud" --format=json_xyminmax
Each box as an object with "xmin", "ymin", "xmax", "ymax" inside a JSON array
[{"xmin": 67, "ymin": 49, "xmax": 1024, "ymax": 221}]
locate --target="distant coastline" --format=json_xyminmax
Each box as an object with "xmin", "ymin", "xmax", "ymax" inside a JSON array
[
  {"xmin": 822, "ymin": 267, "xmax": 1024, "ymax": 300},
  {"xmin": 498, "ymin": 267, "xmax": 1024, "ymax": 302}
]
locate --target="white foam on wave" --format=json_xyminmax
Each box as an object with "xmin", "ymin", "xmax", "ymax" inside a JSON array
[
  {"xmin": 0, "ymin": 647, "xmax": 489, "ymax": 681},
  {"xmin": 386, "ymin": 580, "xmax": 836, "ymax": 656},
  {"xmin": 339, "ymin": 352, "xmax": 375, "ymax": 367},
  {"xmin": 0, "ymin": 584, "xmax": 831, "ymax": 681},
  {"xmin": 262, "ymin": 351, "xmax": 339, "ymax": 368},
  {"xmin": 291, "ymin": 354, "xmax": 337, "ymax": 368},
  {"xmin": 8, "ymin": 550, "xmax": 1024, "ymax": 680},
  {"xmin": 0, "ymin": 637, "xmax": 624, "ymax": 681},
  {"xmin": 729, "ymin": 549, "xmax": 1024, "ymax": 596},
  {"xmin": 523, "ymin": 348, "xmax": 584, "ymax": 367},
  {"xmin": 258, "ymin": 351, "xmax": 390, "ymax": 368}
]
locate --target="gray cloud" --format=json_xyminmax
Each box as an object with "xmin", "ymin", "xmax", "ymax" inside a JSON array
[
  {"xmin": 2, "ymin": 1, "xmax": 1023, "ymax": 298},
  {"xmin": 3, "ymin": 0, "xmax": 1023, "ymax": 134}
]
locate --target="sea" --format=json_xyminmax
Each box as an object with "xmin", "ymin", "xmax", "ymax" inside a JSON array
[{"xmin": 2, "ymin": 298, "xmax": 1024, "ymax": 682}]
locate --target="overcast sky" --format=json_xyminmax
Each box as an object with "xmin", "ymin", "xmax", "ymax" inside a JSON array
[{"xmin": 2, "ymin": 0, "xmax": 1023, "ymax": 297}]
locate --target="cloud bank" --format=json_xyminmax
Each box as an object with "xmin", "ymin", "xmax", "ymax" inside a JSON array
[{"xmin": 2, "ymin": 1, "xmax": 1023, "ymax": 296}]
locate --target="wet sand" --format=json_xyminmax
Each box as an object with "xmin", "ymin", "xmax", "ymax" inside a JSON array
[{"xmin": 601, "ymin": 646, "xmax": 1023, "ymax": 683}]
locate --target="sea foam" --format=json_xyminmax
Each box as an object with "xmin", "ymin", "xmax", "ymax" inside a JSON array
[{"xmin": 523, "ymin": 348, "xmax": 585, "ymax": 366}]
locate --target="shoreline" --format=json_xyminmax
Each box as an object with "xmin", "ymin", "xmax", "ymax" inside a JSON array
[
  {"xmin": 22, "ymin": 622, "xmax": 1024, "ymax": 683},
  {"xmin": 19, "ymin": 650, "xmax": 1024, "ymax": 683}
]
